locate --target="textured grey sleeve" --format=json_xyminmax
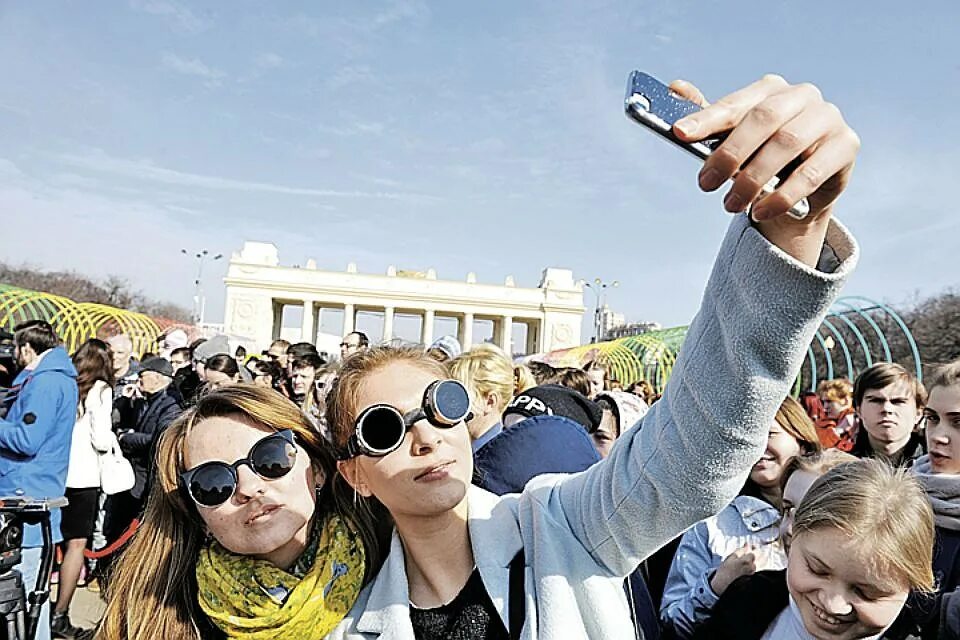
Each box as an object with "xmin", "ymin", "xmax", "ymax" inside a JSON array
[{"xmin": 548, "ymin": 214, "xmax": 858, "ymax": 576}]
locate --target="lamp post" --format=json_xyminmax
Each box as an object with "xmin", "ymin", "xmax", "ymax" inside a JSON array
[
  {"xmin": 181, "ymin": 249, "xmax": 223, "ymax": 325},
  {"xmin": 583, "ymin": 278, "xmax": 619, "ymax": 343}
]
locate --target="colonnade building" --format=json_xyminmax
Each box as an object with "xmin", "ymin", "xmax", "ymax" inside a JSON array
[{"xmin": 222, "ymin": 242, "xmax": 585, "ymax": 356}]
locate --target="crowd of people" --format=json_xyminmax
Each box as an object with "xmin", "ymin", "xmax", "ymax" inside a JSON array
[{"xmin": 0, "ymin": 73, "xmax": 957, "ymax": 640}]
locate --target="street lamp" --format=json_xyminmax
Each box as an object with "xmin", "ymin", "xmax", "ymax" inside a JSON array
[
  {"xmin": 181, "ymin": 248, "xmax": 223, "ymax": 325},
  {"xmin": 583, "ymin": 278, "xmax": 619, "ymax": 343}
]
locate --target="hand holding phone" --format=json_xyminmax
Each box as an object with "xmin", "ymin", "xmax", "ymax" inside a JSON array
[{"xmin": 625, "ymin": 71, "xmax": 810, "ymax": 220}]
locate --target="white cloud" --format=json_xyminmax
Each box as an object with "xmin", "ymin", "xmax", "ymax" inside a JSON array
[
  {"xmin": 316, "ymin": 121, "xmax": 385, "ymax": 137},
  {"xmin": 160, "ymin": 52, "xmax": 226, "ymax": 87},
  {"xmin": 51, "ymin": 149, "xmax": 435, "ymax": 202},
  {"xmin": 327, "ymin": 64, "xmax": 375, "ymax": 89},
  {"xmin": 129, "ymin": 0, "xmax": 209, "ymax": 34},
  {"xmin": 256, "ymin": 52, "xmax": 284, "ymax": 70},
  {"xmin": 372, "ymin": 0, "xmax": 430, "ymax": 28}
]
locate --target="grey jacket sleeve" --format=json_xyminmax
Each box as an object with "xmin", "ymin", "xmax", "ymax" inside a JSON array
[{"xmin": 549, "ymin": 214, "xmax": 858, "ymax": 576}]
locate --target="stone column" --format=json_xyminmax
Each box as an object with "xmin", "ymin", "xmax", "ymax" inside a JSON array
[
  {"xmin": 343, "ymin": 303, "xmax": 355, "ymax": 336},
  {"xmin": 383, "ymin": 306, "xmax": 395, "ymax": 342},
  {"xmin": 500, "ymin": 315, "xmax": 513, "ymax": 354},
  {"xmin": 461, "ymin": 312, "xmax": 474, "ymax": 350},
  {"xmin": 422, "ymin": 309, "xmax": 435, "ymax": 345},
  {"xmin": 271, "ymin": 301, "xmax": 283, "ymax": 340},
  {"xmin": 301, "ymin": 300, "xmax": 315, "ymax": 344},
  {"xmin": 527, "ymin": 320, "xmax": 541, "ymax": 354}
]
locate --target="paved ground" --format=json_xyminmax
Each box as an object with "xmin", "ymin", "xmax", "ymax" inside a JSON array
[{"xmin": 61, "ymin": 585, "xmax": 107, "ymax": 632}]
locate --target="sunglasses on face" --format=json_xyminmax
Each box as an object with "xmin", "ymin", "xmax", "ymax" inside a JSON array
[
  {"xmin": 341, "ymin": 379, "xmax": 472, "ymax": 459},
  {"xmin": 180, "ymin": 429, "xmax": 298, "ymax": 508}
]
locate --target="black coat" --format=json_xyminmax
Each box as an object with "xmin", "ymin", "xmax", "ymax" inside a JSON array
[
  {"xmin": 117, "ymin": 385, "xmax": 183, "ymax": 499},
  {"xmin": 851, "ymin": 428, "xmax": 926, "ymax": 468},
  {"xmin": 887, "ymin": 527, "xmax": 960, "ymax": 640},
  {"xmin": 690, "ymin": 570, "xmax": 788, "ymax": 640}
]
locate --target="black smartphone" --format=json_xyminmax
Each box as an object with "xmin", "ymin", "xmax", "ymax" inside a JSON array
[{"xmin": 624, "ymin": 70, "xmax": 810, "ymax": 220}]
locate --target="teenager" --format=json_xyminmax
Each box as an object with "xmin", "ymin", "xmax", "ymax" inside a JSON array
[
  {"xmin": 693, "ymin": 459, "xmax": 935, "ymax": 639},
  {"xmin": 96, "ymin": 385, "xmax": 387, "ymax": 639},
  {"xmin": 324, "ymin": 72, "xmax": 862, "ymax": 639}
]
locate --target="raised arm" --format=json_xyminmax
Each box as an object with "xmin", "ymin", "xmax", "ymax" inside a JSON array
[{"xmin": 540, "ymin": 75, "xmax": 860, "ymax": 576}]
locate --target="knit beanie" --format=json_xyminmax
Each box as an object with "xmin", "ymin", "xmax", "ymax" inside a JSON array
[{"xmin": 502, "ymin": 384, "xmax": 603, "ymax": 433}]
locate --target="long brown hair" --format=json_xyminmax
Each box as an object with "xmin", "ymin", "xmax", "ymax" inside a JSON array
[
  {"xmin": 326, "ymin": 346, "xmax": 449, "ymax": 451},
  {"xmin": 72, "ymin": 338, "xmax": 115, "ymax": 409},
  {"xmin": 97, "ymin": 384, "xmax": 387, "ymax": 640}
]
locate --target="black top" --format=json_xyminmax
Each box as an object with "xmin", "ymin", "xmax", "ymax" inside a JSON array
[
  {"xmin": 691, "ymin": 569, "xmax": 789, "ymax": 640},
  {"xmin": 410, "ymin": 568, "xmax": 509, "ymax": 640},
  {"xmin": 850, "ymin": 428, "xmax": 926, "ymax": 467}
]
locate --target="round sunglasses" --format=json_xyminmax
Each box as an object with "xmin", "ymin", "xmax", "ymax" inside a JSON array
[
  {"xmin": 341, "ymin": 379, "xmax": 472, "ymax": 459},
  {"xmin": 180, "ymin": 429, "xmax": 298, "ymax": 508}
]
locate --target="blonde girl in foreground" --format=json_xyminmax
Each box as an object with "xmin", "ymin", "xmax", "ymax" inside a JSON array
[{"xmin": 694, "ymin": 458, "xmax": 935, "ymax": 639}]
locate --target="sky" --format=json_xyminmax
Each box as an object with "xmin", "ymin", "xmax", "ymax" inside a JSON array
[{"xmin": 1, "ymin": 1, "xmax": 957, "ymax": 345}]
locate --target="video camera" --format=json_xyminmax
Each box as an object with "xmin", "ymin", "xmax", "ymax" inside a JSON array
[{"xmin": 0, "ymin": 497, "xmax": 67, "ymax": 640}]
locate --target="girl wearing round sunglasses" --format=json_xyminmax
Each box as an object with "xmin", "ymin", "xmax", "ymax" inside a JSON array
[
  {"xmin": 326, "ymin": 149, "xmax": 858, "ymax": 640},
  {"xmin": 97, "ymin": 385, "xmax": 387, "ymax": 640}
]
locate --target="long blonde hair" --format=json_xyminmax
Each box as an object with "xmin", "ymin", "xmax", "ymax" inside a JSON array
[
  {"xmin": 793, "ymin": 458, "xmax": 935, "ymax": 592},
  {"xmin": 97, "ymin": 384, "xmax": 386, "ymax": 640},
  {"xmin": 326, "ymin": 346, "xmax": 449, "ymax": 452}
]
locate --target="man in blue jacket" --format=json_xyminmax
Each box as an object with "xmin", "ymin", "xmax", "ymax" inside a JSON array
[{"xmin": 0, "ymin": 320, "xmax": 78, "ymax": 640}]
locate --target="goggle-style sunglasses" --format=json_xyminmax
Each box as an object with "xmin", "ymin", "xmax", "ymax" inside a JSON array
[
  {"xmin": 180, "ymin": 429, "xmax": 298, "ymax": 508},
  {"xmin": 340, "ymin": 379, "xmax": 472, "ymax": 459}
]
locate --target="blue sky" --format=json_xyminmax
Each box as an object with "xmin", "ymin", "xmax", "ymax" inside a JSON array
[{"xmin": 0, "ymin": 1, "xmax": 956, "ymax": 344}]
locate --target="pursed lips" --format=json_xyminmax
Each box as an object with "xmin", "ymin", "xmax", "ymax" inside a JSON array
[
  {"xmin": 244, "ymin": 504, "xmax": 280, "ymax": 526},
  {"xmin": 414, "ymin": 460, "xmax": 455, "ymax": 481}
]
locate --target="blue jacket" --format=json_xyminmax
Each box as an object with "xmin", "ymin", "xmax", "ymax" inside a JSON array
[
  {"xmin": 0, "ymin": 347, "xmax": 78, "ymax": 547},
  {"xmin": 660, "ymin": 495, "xmax": 786, "ymax": 638},
  {"xmin": 326, "ymin": 215, "xmax": 859, "ymax": 640}
]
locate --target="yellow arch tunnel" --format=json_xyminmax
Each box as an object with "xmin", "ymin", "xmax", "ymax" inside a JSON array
[
  {"xmin": 0, "ymin": 284, "xmax": 166, "ymax": 357},
  {"xmin": 536, "ymin": 326, "xmax": 689, "ymax": 393}
]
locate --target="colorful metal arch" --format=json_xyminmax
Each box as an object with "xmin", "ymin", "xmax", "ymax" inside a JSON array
[
  {"xmin": 0, "ymin": 285, "xmax": 163, "ymax": 356},
  {"xmin": 534, "ymin": 296, "xmax": 922, "ymax": 396}
]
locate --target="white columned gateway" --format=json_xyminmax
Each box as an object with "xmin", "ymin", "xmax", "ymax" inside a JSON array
[{"xmin": 222, "ymin": 242, "xmax": 585, "ymax": 357}]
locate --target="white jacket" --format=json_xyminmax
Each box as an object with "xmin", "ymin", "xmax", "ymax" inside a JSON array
[
  {"xmin": 325, "ymin": 215, "xmax": 858, "ymax": 640},
  {"xmin": 66, "ymin": 380, "xmax": 114, "ymax": 489}
]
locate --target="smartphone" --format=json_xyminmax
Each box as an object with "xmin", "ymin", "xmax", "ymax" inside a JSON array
[{"xmin": 624, "ymin": 70, "xmax": 810, "ymax": 220}]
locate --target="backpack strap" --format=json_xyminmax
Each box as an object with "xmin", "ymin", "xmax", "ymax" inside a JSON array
[{"xmin": 508, "ymin": 549, "xmax": 525, "ymax": 640}]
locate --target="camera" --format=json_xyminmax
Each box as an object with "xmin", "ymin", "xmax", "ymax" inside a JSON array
[{"xmin": 0, "ymin": 496, "xmax": 67, "ymax": 640}]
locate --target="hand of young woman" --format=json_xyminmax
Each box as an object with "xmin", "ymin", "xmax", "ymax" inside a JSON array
[
  {"xmin": 670, "ymin": 75, "xmax": 861, "ymax": 267},
  {"xmin": 709, "ymin": 543, "xmax": 759, "ymax": 596}
]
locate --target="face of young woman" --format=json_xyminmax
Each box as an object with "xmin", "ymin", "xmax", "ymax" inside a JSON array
[
  {"xmin": 787, "ymin": 528, "xmax": 909, "ymax": 640},
  {"xmin": 822, "ymin": 398, "xmax": 850, "ymax": 421},
  {"xmin": 925, "ymin": 384, "xmax": 960, "ymax": 475},
  {"xmin": 585, "ymin": 369, "xmax": 605, "ymax": 399},
  {"xmin": 183, "ymin": 416, "xmax": 320, "ymax": 568},
  {"xmin": 345, "ymin": 362, "xmax": 474, "ymax": 520},
  {"xmin": 779, "ymin": 470, "xmax": 821, "ymax": 550},
  {"xmin": 750, "ymin": 422, "xmax": 802, "ymax": 489},
  {"xmin": 858, "ymin": 380, "xmax": 920, "ymax": 448}
]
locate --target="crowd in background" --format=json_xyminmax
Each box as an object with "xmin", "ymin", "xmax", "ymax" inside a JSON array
[{"xmin": 3, "ymin": 317, "xmax": 960, "ymax": 640}]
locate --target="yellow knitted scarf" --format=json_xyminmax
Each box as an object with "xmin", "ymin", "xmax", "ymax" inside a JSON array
[{"xmin": 196, "ymin": 513, "xmax": 364, "ymax": 639}]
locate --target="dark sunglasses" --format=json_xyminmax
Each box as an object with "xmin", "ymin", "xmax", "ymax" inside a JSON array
[
  {"xmin": 340, "ymin": 379, "xmax": 472, "ymax": 459},
  {"xmin": 180, "ymin": 430, "xmax": 298, "ymax": 508}
]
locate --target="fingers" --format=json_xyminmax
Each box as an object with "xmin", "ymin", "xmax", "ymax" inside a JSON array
[
  {"xmin": 672, "ymin": 72, "xmax": 859, "ymax": 222},
  {"xmin": 668, "ymin": 79, "xmax": 709, "ymax": 108},
  {"xmin": 714, "ymin": 90, "xmax": 833, "ymax": 208},
  {"xmin": 752, "ymin": 131, "xmax": 859, "ymax": 220},
  {"xmin": 674, "ymin": 74, "xmax": 788, "ymax": 141}
]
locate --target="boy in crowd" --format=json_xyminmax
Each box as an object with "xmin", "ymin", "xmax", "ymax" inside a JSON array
[{"xmin": 851, "ymin": 362, "xmax": 927, "ymax": 467}]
